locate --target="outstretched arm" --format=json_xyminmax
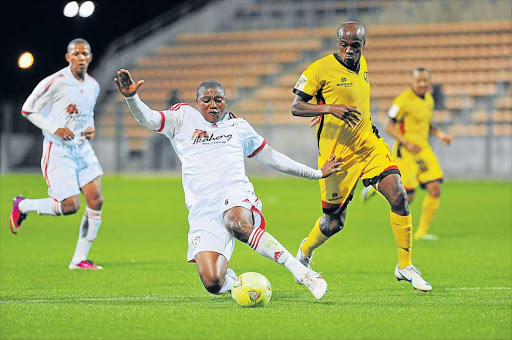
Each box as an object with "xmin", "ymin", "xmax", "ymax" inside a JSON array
[
  {"xmin": 253, "ymin": 144, "xmax": 342, "ymax": 179},
  {"xmin": 114, "ymin": 69, "xmax": 161, "ymax": 130}
]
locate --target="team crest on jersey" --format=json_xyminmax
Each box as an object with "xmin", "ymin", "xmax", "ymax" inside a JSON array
[
  {"xmin": 364, "ymin": 71, "xmax": 369, "ymax": 83},
  {"xmin": 192, "ymin": 129, "xmax": 232, "ymax": 145},
  {"xmin": 341, "ymin": 77, "xmax": 347, "ymax": 82},
  {"xmin": 192, "ymin": 236, "xmax": 200, "ymax": 247},
  {"xmin": 294, "ymin": 75, "xmax": 307, "ymax": 91}
]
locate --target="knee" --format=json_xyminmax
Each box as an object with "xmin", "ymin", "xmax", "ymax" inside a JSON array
[
  {"xmin": 388, "ymin": 188, "xmax": 409, "ymax": 214},
  {"xmin": 89, "ymin": 195, "xmax": 104, "ymax": 211},
  {"xmin": 224, "ymin": 219, "xmax": 252, "ymax": 243},
  {"xmin": 200, "ymin": 273, "xmax": 223, "ymax": 294},
  {"xmin": 428, "ymin": 183, "xmax": 441, "ymax": 198},
  {"xmin": 61, "ymin": 196, "xmax": 80, "ymax": 215},
  {"xmin": 321, "ymin": 214, "xmax": 345, "ymax": 237}
]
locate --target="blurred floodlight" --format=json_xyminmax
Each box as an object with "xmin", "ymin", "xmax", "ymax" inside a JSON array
[
  {"xmin": 18, "ymin": 52, "xmax": 34, "ymax": 69},
  {"xmin": 63, "ymin": 1, "xmax": 79, "ymax": 17},
  {"xmin": 79, "ymin": 1, "xmax": 95, "ymax": 17}
]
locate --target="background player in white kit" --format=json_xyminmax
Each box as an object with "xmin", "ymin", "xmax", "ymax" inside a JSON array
[
  {"xmin": 9, "ymin": 38, "xmax": 104, "ymax": 270},
  {"xmin": 115, "ymin": 69, "xmax": 343, "ymax": 299}
]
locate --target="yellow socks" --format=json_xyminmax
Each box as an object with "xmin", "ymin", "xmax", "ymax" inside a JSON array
[
  {"xmin": 301, "ymin": 217, "xmax": 329, "ymax": 256},
  {"xmin": 415, "ymin": 195, "xmax": 440, "ymax": 239},
  {"xmin": 390, "ymin": 211, "xmax": 413, "ymax": 268}
]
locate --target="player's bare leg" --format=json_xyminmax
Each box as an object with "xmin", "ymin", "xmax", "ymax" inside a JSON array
[
  {"xmin": 10, "ymin": 194, "xmax": 81, "ymax": 234},
  {"xmin": 297, "ymin": 205, "xmax": 348, "ymax": 269},
  {"xmin": 224, "ymin": 207, "xmax": 328, "ymax": 299},
  {"xmin": 195, "ymin": 251, "xmax": 234, "ymax": 294},
  {"xmin": 378, "ymin": 174, "xmax": 432, "ymax": 291},
  {"xmin": 415, "ymin": 181, "xmax": 441, "ymax": 241},
  {"xmin": 69, "ymin": 177, "xmax": 103, "ymax": 270},
  {"xmin": 298, "ymin": 184, "xmax": 355, "ymax": 273}
]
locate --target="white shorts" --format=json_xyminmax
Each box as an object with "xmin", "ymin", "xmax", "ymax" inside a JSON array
[
  {"xmin": 186, "ymin": 189, "xmax": 265, "ymax": 263},
  {"xmin": 41, "ymin": 139, "xmax": 103, "ymax": 202}
]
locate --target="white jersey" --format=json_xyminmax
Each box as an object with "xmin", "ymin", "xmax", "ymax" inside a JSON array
[
  {"xmin": 22, "ymin": 66, "xmax": 100, "ymax": 146},
  {"xmin": 156, "ymin": 103, "xmax": 265, "ymax": 211}
]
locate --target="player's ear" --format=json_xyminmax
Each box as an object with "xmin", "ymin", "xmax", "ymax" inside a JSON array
[{"xmin": 65, "ymin": 53, "xmax": 70, "ymax": 63}]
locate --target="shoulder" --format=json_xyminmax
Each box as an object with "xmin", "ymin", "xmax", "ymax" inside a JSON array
[
  {"xmin": 309, "ymin": 54, "xmax": 333, "ymax": 69},
  {"xmin": 86, "ymin": 74, "xmax": 100, "ymax": 88},
  {"xmin": 168, "ymin": 102, "xmax": 194, "ymax": 112},
  {"xmin": 33, "ymin": 69, "xmax": 66, "ymax": 94}
]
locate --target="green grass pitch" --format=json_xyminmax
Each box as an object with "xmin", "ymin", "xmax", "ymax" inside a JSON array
[{"xmin": 1, "ymin": 174, "xmax": 511, "ymax": 339}]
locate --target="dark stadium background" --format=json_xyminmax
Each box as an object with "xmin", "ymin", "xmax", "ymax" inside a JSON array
[{"xmin": 0, "ymin": 0, "xmax": 187, "ymax": 99}]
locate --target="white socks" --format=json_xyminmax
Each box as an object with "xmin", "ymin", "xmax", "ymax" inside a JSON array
[
  {"xmin": 247, "ymin": 227, "xmax": 308, "ymax": 280},
  {"xmin": 71, "ymin": 207, "xmax": 102, "ymax": 265},
  {"xmin": 19, "ymin": 198, "xmax": 62, "ymax": 216}
]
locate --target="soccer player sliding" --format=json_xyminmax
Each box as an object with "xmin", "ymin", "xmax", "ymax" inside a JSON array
[{"xmin": 115, "ymin": 69, "xmax": 343, "ymax": 299}]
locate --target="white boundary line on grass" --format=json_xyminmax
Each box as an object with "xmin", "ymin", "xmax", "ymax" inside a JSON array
[
  {"xmin": 0, "ymin": 296, "xmax": 163, "ymax": 304},
  {"xmin": 1, "ymin": 287, "xmax": 511, "ymax": 304},
  {"xmin": 445, "ymin": 287, "xmax": 511, "ymax": 291}
]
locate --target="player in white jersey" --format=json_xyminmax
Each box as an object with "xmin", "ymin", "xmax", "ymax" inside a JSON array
[
  {"xmin": 115, "ymin": 69, "xmax": 343, "ymax": 299},
  {"xmin": 9, "ymin": 39, "xmax": 104, "ymax": 270}
]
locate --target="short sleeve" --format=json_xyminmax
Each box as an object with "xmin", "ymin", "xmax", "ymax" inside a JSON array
[
  {"xmin": 21, "ymin": 74, "xmax": 61, "ymax": 115},
  {"xmin": 292, "ymin": 61, "xmax": 322, "ymax": 101},
  {"xmin": 388, "ymin": 95, "xmax": 407, "ymax": 122},
  {"xmin": 239, "ymin": 120, "xmax": 265, "ymax": 158}
]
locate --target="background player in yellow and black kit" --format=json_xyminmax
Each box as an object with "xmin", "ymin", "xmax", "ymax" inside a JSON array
[
  {"xmin": 291, "ymin": 21, "xmax": 432, "ymax": 291},
  {"xmin": 384, "ymin": 68, "xmax": 453, "ymax": 241}
]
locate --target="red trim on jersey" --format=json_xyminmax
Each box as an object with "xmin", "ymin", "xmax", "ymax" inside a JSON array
[
  {"xmin": 229, "ymin": 112, "xmax": 237, "ymax": 119},
  {"xmin": 399, "ymin": 121, "xmax": 405, "ymax": 134},
  {"xmin": 21, "ymin": 110, "xmax": 31, "ymax": 115},
  {"xmin": 382, "ymin": 165, "xmax": 399, "ymax": 172},
  {"xmin": 322, "ymin": 200, "xmax": 344, "ymax": 209},
  {"xmin": 169, "ymin": 102, "xmax": 190, "ymax": 111},
  {"xmin": 250, "ymin": 205, "xmax": 266, "ymax": 230},
  {"xmin": 43, "ymin": 142, "xmax": 53, "ymax": 188},
  {"xmin": 156, "ymin": 111, "xmax": 165, "ymax": 132},
  {"xmin": 248, "ymin": 140, "xmax": 266, "ymax": 158},
  {"xmin": 43, "ymin": 73, "xmax": 64, "ymax": 92}
]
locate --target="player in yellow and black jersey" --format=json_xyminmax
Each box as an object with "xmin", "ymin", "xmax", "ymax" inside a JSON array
[
  {"xmin": 382, "ymin": 68, "xmax": 453, "ymax": 241},
  {"xmin": 291, "ymin": 21, "xmax": 432, "ymax": 291}
]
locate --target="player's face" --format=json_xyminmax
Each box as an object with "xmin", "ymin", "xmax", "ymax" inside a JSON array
[
  {"xmin": 65, "ymin": 43, "xmax": 92, "ymax": 79},
  {"xmin": 196, "ymin": 88, "xmax": 227, "ymax": 123},
  {"xmin": 337, "ymin": 34, "xmax": 364, "ymax": 68},
  {"xmin": 412, "ymin": 71, "xmax": 430, "ymax": 96}
]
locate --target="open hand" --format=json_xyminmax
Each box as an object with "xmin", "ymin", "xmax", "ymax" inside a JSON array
[
  {"xmin": 55, "ymin": 127, "xmax": 75, "ymax": 141},
  {"xmin": 320, "ymin": 155, "xmax": 344, "ymax": 178},
  {"xmin": 328, "ymin": 104, "xmax": 361, "ymax": 128},
  {"xmin": 114, "ymin": 69, "xmax": 145, "ymax": 97}
]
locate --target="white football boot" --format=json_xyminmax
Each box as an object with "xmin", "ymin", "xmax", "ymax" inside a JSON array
[
  {"xmin": 295, "ymin": 238, "xmax": 314, "ymax": 284},
  {"xmin": 301, "ymin": 270, "xmax": 328, "ymax": 300},
  {"xmin": 394, "ymin": 264, "xmax": 432, "ymax": 292}
]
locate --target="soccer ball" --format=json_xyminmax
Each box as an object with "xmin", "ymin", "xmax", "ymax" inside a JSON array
[{"xmin": 231, "ymin": 272, "xmax": 272, "ymax": 307}]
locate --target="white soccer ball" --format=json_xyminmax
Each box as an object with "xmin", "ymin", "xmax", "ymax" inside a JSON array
[{"xmin": 231, "ymin": 272, "xmax": 272, "ymax": 307}]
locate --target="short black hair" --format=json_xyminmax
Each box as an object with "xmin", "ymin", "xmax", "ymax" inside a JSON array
[
  {"xmin": 67, "ymin": 38, "xmax": 91, "ymax": 53},
  {"xmin": 196, "ymin": 80, "xmax": 225, "ymax": 99},
  {"xmin": 412, "ymin": 67, "xmax": 430, "ymax": 77}
]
